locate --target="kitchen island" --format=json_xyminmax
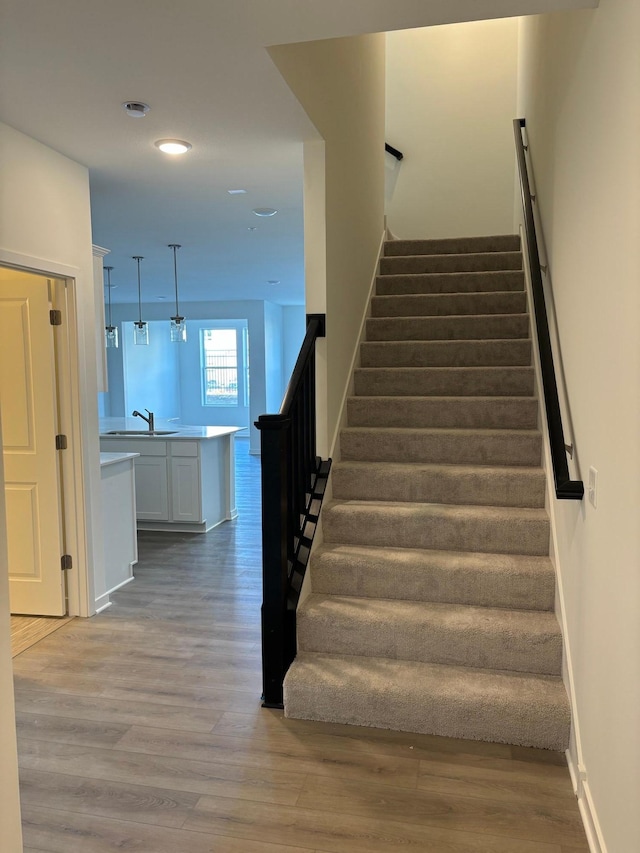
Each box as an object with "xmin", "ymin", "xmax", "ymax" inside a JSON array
[{"xmin": 99, "ymin": 420, "xmax": 242, "ymax": 533}]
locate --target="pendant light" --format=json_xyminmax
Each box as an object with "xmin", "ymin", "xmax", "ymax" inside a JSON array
[
  {"xmin": 132, "ymin": 256, "xmax": 149, "ymax": 345},
  {"xmin": 103, "ymin": 266, "xmax": 118, "ymax": 348},
  {"xmin": 168, "ymin": 243, "xmax": 187, "ymax": 342}
]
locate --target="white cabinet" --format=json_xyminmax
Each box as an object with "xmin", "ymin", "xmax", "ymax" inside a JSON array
[{"xmin": 98, "ymin": 436, "xmax": 236, "ymax": 533}]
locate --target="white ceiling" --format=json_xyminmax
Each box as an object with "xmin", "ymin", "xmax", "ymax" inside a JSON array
[{"xmin": 0, "ymin": 0, "xmax": 595, "ymax": 306}]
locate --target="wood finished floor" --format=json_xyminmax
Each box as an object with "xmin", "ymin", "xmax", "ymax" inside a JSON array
[
  {"xmin": 13, "ymin": 438, "xmax": 588, "ymax": 852},
  {"xmin": 11, "ymin": 616, "xmax": 75, "ymax": 657}
]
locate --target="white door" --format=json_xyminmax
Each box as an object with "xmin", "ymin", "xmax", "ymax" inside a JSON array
[{"xmin": 0, "ymin": 271, "xmax": 66, "ymax": 615}]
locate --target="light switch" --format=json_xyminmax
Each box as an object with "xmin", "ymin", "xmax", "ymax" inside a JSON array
[{"xmin": 588, "ymin": 467, "xmax": 598, "ymax": 508}]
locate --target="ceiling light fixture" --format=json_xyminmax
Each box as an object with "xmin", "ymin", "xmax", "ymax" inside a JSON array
[
  {"xmin": 227, "ymin": 189, "xmax": 247, "ymax": 195},
  {"xmin": 168, "ymin": 244, "xmax": 186, "ymax": 343},
  {"xmin": 267, "ymin": 280, "xmax": 280, "ymax": 285},
  {"xmin": 132, "ymin": 256, "xmax": 149, "ymax": 346},
  {"xmin": 252, "ymin": 207, "xmax": 277, "ymax": 217},
  {"xmin": 122, "ymin": 101, "xmax": 150, "ymax": 118},
  {"xmin": 103, "ymin": 266, "xmax": 118, "ymax": 348},
  {"xmin": 247, "ymin": 226, "xmax": 257, "ymax": 231},
  {"xmin": 155, "ymin": 139, "xmax": 192, "ymax": 155}
]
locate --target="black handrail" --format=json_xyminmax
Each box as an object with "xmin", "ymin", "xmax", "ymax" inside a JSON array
[
  {"xmin": 513, "ymin": 118, "xmax": 583, "ymax": 500},
  {"xmin": 255, "ymin": 314, "xmax": 331, "ymax": 707},
  {"xmin": 385, "ymin": 142, "xmax": 404, "ymax": 161}
]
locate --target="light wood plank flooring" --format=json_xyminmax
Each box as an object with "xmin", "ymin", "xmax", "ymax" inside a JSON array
[
  {"xmin": 11, "ymin": 615, "xmax": 75, "ymax": 658},
  {"xmin": 13, "ymin": 438, "xmax": 588, "ymax": 852}
]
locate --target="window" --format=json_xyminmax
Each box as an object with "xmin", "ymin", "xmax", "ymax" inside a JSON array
[{"xmin": 201, "ymin": 328, "xmax": 238, "ymax": 406}]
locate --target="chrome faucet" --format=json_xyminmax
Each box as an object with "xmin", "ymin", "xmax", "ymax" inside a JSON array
[{"xmin": 132, "ymin": 409, "xmax": 154, "ymax": 432}]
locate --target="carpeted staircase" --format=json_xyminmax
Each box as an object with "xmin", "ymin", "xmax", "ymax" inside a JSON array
[{"xmin": 283, "ymin": 234, "xmax": 571, "ymax": 751}]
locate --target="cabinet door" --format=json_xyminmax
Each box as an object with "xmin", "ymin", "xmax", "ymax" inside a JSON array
[
  {"xmin": 134, "ymin": 457, "xmax": 169, "ymax": 520},
  {"xmin": 170, "ymin": 456, "xmax": 202, "ymax": 522}
]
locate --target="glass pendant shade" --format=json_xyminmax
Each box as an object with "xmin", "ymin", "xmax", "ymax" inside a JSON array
[
  {"xmin": 105, "ymin": 325, "xmax": 119, "ymax": 348},
  {"xmin": 170, "ymin": 316, "xmax": 187, "ymax": 342},
  {"xmin": 103, "ymin": 266, "xmax": 119, "ymax": 349},
  {"xmin": 168, "ymin": 244, "xmax": 186, "ymax": 342},
  {"xmin": 132, "ymin": 255, "xmax": 149, "ymax": 346},
  {"xmin": 133, "ymin": 320, "xmax": 149, "ymax": 346}
]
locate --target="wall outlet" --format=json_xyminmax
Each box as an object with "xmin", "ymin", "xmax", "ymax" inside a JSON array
[{"xmin": 588, "ymin": 467, "xmax": 598, "ymax": 508}]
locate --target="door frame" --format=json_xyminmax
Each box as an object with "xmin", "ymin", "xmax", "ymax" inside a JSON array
[{"xmin": 0, "ymin": 248, "xmax": 93, "ymax": 617}]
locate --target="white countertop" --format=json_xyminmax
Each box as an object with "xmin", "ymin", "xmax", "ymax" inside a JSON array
[
  {"xmin": 100, "ymin": 451, "xmax": 140, "ymax": 468},
  {"xmin": 100, "ymin": 419, "xmax": 243, "ymax": 440}
]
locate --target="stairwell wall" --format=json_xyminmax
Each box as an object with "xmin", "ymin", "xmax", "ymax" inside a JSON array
[
  {"xmin": 385, "ymin": 19, "xmax": 519, "ymax": 240},
  {"xmin": 269, "ymin": 34, "xmax": 386, "ymax": 454},
  {"xmin": 517, "ymin": 3, "xmax": 640, "ymax": 851}
]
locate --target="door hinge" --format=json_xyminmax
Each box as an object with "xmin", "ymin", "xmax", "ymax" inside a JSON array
[
  {"xmin": 50, "ymin": 309, "xmax": 62, "ymax": 326},
  {"xmin": 61, "ymin": 554, "xmax": 73, "ymax": 571},
  {"xmin": 55, "ymin": 434, "xmax": 68, "ymax": 450}
]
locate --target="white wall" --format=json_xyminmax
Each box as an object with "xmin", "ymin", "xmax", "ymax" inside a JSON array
[
  {"xmin": 0, "ymin": 121, "xmax": 102, "ymax": 615},
  {"xmin": 386, "ymin": 19, "xmax": 519, "ymax": 239},
  {"xmin": 283, "ymin": 305, "xmax": 307, "ymax": 382},
  {"xmin": 269, "ymin": 34, "xmax": 386, "ymax": 452},
  {"xmin": 122, "ymin": 321, "xmax": 181, "ymax": 419},
  {"xmin": 264, "ymin": 301, "xmax": 284, "ymax": 412},
  {"xmin": 518, "ymin": 4, "xmax": 640, "ymax": 851}
]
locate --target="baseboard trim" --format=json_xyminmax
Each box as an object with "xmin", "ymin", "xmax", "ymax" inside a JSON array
[{"xmin": 566, "ymin": 750, "xmax": 606, "ymax": 853}]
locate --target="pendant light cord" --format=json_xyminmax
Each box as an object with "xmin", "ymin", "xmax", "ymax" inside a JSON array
[
  {"xmin": 169, "ymin": 244, "xmax": 181, "ymax": 318},
  {"xmin": 104, "ymin": 266, "xmax": 113, "ymax": 326},
  {"xmin": 133, "ymin": 256, "xmax": 144, "ymax": 324}
]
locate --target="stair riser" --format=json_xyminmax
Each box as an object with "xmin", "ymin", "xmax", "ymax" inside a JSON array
[
  {"xmin": 332, "ymin": 466, "xmax": 545, "ymax": 508},
  {"xmin": 360, "ymin": 340, "xmax": 532, "ymax": 368},
  {"xmin": 323, "ymin": 504, "xmax": 550, "ymax": 556},
  {"xmin": 311, "ymin": 548, "xmax": 555, "ymax": 610},
  {"xmin": 347, "ymin": 397, "xmax": 539, "ymax": 429},
  {"xmin": 380, "ymin": 252, "xmax": 523, "ymax": 276},
  {"xmin": 354, "ymin": 367, "xmax": 535, "ymax": 397},
  {"xmin": 366, "ymin": 315, "xmax": 529, "ymax": 341},
  {"xmin": 284, "ymin": 656, "xmax": 570, "ymax": 750},
  {"xmin": 371, "ymin": 292, "xmax": 526, "ymax": 318},
  {"xmin": 383, "ymin": 235, "xmax": 521, "ymax": 257},
  {"xmin": 297, "ymin": 609, "xmax": 562, "ymax": 676},
  {"xmin": 339, "ymin": 431, "xmax": 541, "ymax": 466},
  {"xmin": 376, "ymin": 271, "xmax": 525, "ymax": 295}
]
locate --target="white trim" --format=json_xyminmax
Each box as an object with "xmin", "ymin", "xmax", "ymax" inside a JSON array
[
  {"xmin": 566, "ymin": 750, "xmax": 606, "ymax": 853},
  {"xmin": 328, "ymin": 228, "xmax": 387, "ymax": 461},
  {"xmin": 94, "ymin": 595, "xmax": 113, "ymax": 614}
]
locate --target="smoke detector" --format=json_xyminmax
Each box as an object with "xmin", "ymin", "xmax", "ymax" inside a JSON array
[{"xmin": 122, "ymin": 101, "xmax": 150, "ymax": 118}]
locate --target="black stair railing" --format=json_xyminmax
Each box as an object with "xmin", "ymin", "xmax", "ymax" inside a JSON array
[
  {"xmin": 514, "ymin": 118, "xmax": 583, "ymax": 500},
  {"xmin": 255, "ymin": 313, "xmax": 331, "ymax": 707}
]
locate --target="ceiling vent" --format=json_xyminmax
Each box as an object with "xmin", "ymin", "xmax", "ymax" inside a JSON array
[{"xmin": 122, "ymin": 101, "xmax": 150, "ymax": 118}]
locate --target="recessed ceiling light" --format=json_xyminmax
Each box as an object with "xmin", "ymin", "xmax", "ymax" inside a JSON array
[
  {"xmin": 156, "ymin": 296, "xmax": 167, "ymax": 300},
  {"xmin": 247, "ymin": 226, "xmax": 257, "ymax": 231},
  {"xmin": 155, "ymin": 139, "xmax": 192, "ymax": 155},
  {"xmin": 122, "ymin": 101, "xmax": 150, "ymax": 118},
  {"xmin": 267, "ymin": 280, "xmax": 280, "ymax": 285},
  {"xmin": 252, "ymin": 207, "xmax": 277, "ymax": 217},
  {"xmin": 227, "ymin": 189, "xmax": 247, "ymax": 195}
]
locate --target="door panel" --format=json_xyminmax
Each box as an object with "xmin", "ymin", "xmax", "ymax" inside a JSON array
[{"xmin": 0, "ymin": 274, "xmax": 66, "ymax": 615}]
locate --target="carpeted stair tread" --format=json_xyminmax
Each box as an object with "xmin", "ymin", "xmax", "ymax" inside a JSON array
[
  {"xmin": 332, "ymin": 460, "xmax": 545, "ymax": 508},
  {"xmin": 323, "ymin": 500, "xmax": 550, "ymax": 556},
  {"xmin": 284, "ymin": 652, "xmax": 570, "ymax": 751},
  {"xmin": 383, "ymin": 234, "xmax": 521, "ymax": 257},
  {"xmin": 354, "ymin": 365, "xmax": 535, "ymax": 397},
  {"xmin": 310, "ymin": 544, "xmax": 555, "ymax": 610},
  {"xmin": 366, "ymin": 314, "xmax": 530, "ymax": 341},
  {"xmin": 376, "ymin": 270, "xmax": 525, "ymax": 295},
  {"xmin": 379, "ymin": 251, "xmax": 523, "ymax": 276},
  {"xmin": 371, "ymin": 291, "xmax": 527, "ymax": 317},
  {"xmin": 360, "ymin": 338, "xmax": 532, "ymax": 367},
  {"xmin": 340, "ymin": 427, "xmax": 541, "ymax": 466},
  {"xmin": 297, "ymin": 594, "xmax": 562, "ymax": 675},
  {"xmin": 347, "ymin": 395, "xmax": 539, "ymax": 429}
]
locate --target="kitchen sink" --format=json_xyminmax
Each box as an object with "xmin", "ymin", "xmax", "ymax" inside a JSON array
[{"xmin": 103, "ymin": 430, "xmax": 179, "ymax": 436}]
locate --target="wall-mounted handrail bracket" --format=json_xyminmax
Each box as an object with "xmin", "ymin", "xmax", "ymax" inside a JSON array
[{"xmin": 514, "ymin": 118, "xmax": 583, "ymax": 500}]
